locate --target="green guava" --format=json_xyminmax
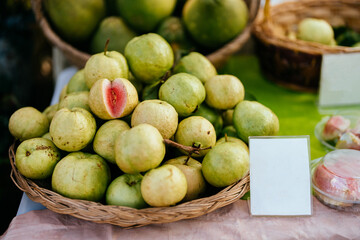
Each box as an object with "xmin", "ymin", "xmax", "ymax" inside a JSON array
[
  {"xmin": 175, "ymin": 116, "xmax": 216, "ymax": 157},
  {"xmin": 52, "ymin": 152, "xmax": 111, "ymax": 201},
  {"xmin": 115, "ymin": 123, "xmax": 165, "ymax": 173},
  {"xmin": 173, "ymin": 52, "xmax": 217, "ymax": 83},
  {"xmin": 141, "ymin": 164, "xmax": 187, "ymax": 207},
  {"xmin": 59, "ymin": 91, "xmax": 91, "ymax": 112},
  {"xmin": 191, "ymin": 103, "xmax": 223, "ymax": 137},
  {"xmin": 49, "ymin": 107, "xmax": 97, "ymax": 152},
  {"xmin": 93, "ymin": 119, "xmax": 130, "ymax": 164},
  {"xmin": 202, "ymin": 142, "xmax": 249, "ymax": 187},
  {"xmin": 44, "ymin": 0, "xmax": 106, "ymax": 42},
  {"xmin": 222, "ymin": 109, "xmax": 234, "ymax": 126},
  {"xmin": 106, "ymin": 173, "xmax": 148, "ymax": 209},
  {"xmin": 43, "ymin": 103, "xmax": 59, "ymax": 122},
  {"xmin": 233, "ymin": 100, "xmax": 279, "ymax": 143},
  {"xmin": 124, "ymin": 33, "xmax": 174, "ymax": 84},
  {"xmin": 67, "ymin": 69, "xmax": 89, "ymax": 93},
  {"xmin": 159, "ymin": 73, "xmax": 205, "ymax": 117},
  {"xmin": 114, "ymin": 0, "xmax": 176, "ymax": 33},
  {"xmin": 205, "ymin": 74, "xmax": 245, "ymax": 110},
  {"xmin": 297, "ymin": 18, "xmax": 334, "ymax": 45},
  {"xmin": 84, "ymin": 51, "xmax": 129, "ymax": 89},
  {"xmin": 183, "ymin": 0, "xmax": 248, "ymax": 49},
  {"xmin": 216, "ymin": 136, "xmax": 249, "ymax": 153},
  {"xmin": 164, "ymin": 156, "xmax": 206, "ymax": 201},
  {"xmin": 15, "ymin": 138, "xmax": 61, "ymax": 179},
  {"xmin": 131, "ymin": 99, "xmax": 178, "ymax": 139},
  {"xmin": 9, "ymin": 107, "xmax": 49, "ymax": 141},
  {"xmin": 90, "ymin": 16, "xmax": 137, "ymax": 54}
]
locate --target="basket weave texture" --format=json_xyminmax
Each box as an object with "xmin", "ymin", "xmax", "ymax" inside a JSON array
[
  {"xmin": 31, "ymin": 0, "xmax": 261, "ymax": 69},
  {"xmin": 252, "ymin": 0, "xmax": 360, "ymax": 92},
  {"xmin": 9, "ymin": 143, "xmax": 250, "ymax": 228}
]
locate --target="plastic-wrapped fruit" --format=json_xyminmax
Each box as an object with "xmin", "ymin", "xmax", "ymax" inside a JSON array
[
  {"xmin": 88, "ymin": 78, "xmax": 138, "ymax": 120},
  {"xmin": 297, "ymin": 18, "xmax": 334, "ymax": 45},
  {"xmin": 322, "ymin": 115, "xmax": 351, "ymax": 141},
  {"xmin": 312, "ymin": 149, "xmax": 360, "ymax": 209},
  {"xmin": 335, "ymin": 132, "xmax": 360, "ymax": 150},
  {"xmin": 125, "ymin": 33, "xmax": 174, "ymax": 84},
  {"xmin": 9, "ymin": 107, "xmax": 49, "ymax": 141}
]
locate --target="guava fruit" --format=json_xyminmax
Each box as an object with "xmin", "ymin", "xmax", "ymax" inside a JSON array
[
  {"xmin": 106, "ymin": 173, "xmax": 148, "ymax": 208},
  {"xmin": 164, "ymin": 156, "xmax": 206, "ymax": 201},
  {"xmin": 159, "ymin": 73, "xmax": 205, "ymax": 117},
  {"xmin": 66, "ymin": 69, "xmax": 89, "ymax": 93},
  {"xmin": 173, "ymin": 52, "xmax": 217, "ymax": 84},
  {"xmin": 93, "ymin": 119, "xmax": 130, "ymax": 164},
  {"xmin": 84, "ymin": 50, "xmax": 128, "ymax": 89},
  {"xmin": 131, "ymin": 99, "xmax": 178, "ymax": 139},
  {"xmin": 49, "ymin": 107, "xmax": 96, "ymax": 152},
  {"xmin": 43, "ymin": 103, "xmax": 59, "ymax": 122},
  {"xmin": 297, "ymin": 18, "xmax": 334, "ymax": 45},
  {"xmin": 353, "ymin": 42, "xmax": 360, "ymax": 48},
  {"xmin": 222, "ymin": 109, "xmax": 234, "ymax": 126},
  {"xmin": 220, "ymin": 125, "xmax": 238, "ymax": 138},
  {"xmin": 59, "ymin": 91, "xmax": 91, "ymax": 112},
  {"xmin": 59, "ymin": 84, "xmax": 68, "ymax": 102},
  {"xmin": 175, "ymin": 116, "xmax": 216, "ymax": 157},
  {"xmin": 216, "ymin": 136, "xmax": 249, "ymax": 153},
  {"xmin": 141, "ymin": 81, "xmax": 161, "ymax": 101},
  {"xmin": 52, "ymin": 152, "xmax": 111, "ymax": 201},
  {"xmin": 90, "ymin": 16, "xmax": 137, "ymax": 54},
  {"xmin": 15, "ymin": 138, "xmax": 61, "ymax": 179},
  {"xmin": 42, "ymin": 132, "xmax": 52, "ymax": 141},
  {"xmin": 128, "ymin": 71, "xmax": 143, "ymax": 96},
  {"xmin": 88, "ymin": 78, "xmax": 138, "ymax": 120},
  {"xmin": 44, "ymin": 0, "xmax": 106, "ymax": 42},
  {"xmin": 115, "ymin": 123, "xmax": 165, "ymax": 173},
  {"xmin": 156, "ymin": 16, "xmax": 196, "ymax": 56},
  {"xmin": 335, "ymin": 132, "xmax": 360, "ymax": 150},
  {"xmin": 205, "ymin": 74, "xmax": 245, "ymax": 110},
  {"xmin": 9, "ymin": 107, "xmax": 49, "ymax": 141},
  {"xmin": 141, "ymin": 164, "xmax": 187, "ymax": 207},
  {"xmin": 322, "ymin": 115, "xmax": 351, "ymax": 141},
  {"xmin": 114, "ymin": 0, "xmax": 176, "ymax": 33},
  {"xmin": 183, "ymin": 0, "xmax": 248, "ymax": 49},
  {"xmin": 233, "ymin": 101, "xmax": 279, "ymax": 143},
  {"xmin": 202, "ymin": 142, "xmax": 249, "ymax": 187},
  {"xmin": 191, "ymin": 103, "xmax": 223, "ymax": 137},
  {"xmin": 124, "ymin": 33, "xmax": 174, "ymax": 84}
]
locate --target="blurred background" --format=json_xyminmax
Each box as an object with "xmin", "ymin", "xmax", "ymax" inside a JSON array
[{"xmin": 0, "ymin": 0, "xmax": 54, "ymax": 234}]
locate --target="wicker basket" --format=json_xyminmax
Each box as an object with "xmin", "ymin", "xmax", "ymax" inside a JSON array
[
  {"xmin": 31, "ymin": 0, "xmax": 261, "ymax": 69},
  {"xmin": 9, "ymin": 143, "xmax": 250, "ymax": 228},
  {"xmin": 252, "ymin": 0, "xmax": 360, "ymax": 93}
]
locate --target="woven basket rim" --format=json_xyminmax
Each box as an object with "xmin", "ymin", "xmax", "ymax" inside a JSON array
[
  {"xmin": 9, "ymin": 143, "xmax": 250, "ymax": 228},
  {"xmin": 31, "ymin": 0, "xmax": 261, "ymax": 69},
  {"xmin": 252, "ymin": 0, "xmax": 360, "ymax": 55}
]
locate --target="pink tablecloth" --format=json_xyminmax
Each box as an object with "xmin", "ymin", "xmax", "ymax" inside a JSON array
[{"xmin": 1, "ymin": 197, "xmax": 360, "ymax": 240}]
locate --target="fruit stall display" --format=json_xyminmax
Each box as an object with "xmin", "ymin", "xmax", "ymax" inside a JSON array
[
  {"xmin": 31, "ymin": 0, "xmax": 260, "ymax": 68},
  {"xmin": 8, "ymin": 29, "xmax": 282, "ymax": 227},
  {"xmin": 252, "ymin": 0, "xmax": 360, "ymax": 92}
]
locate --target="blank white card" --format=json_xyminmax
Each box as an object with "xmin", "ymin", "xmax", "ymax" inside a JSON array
[{"xmin": 249, "ymin": 136, "xmax": 312, "ymax": 216}]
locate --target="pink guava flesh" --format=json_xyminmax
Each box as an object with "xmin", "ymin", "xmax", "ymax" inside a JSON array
[
  {"xmin": 322, "ymin": 115, "xmax": 351, "ymax": 141},
  {"xmin": 104, "ymin": 80, "xmax": 127, "ymax": 118}
]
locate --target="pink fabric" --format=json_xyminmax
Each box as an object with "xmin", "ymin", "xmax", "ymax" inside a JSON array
[{"xmin": 2, "ymin": 197, "xmax": 360, "ymax": 240}]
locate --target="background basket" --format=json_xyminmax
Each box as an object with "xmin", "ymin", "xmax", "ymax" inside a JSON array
[
  {"xmin": 31, "ymin": 0, "xmax": 261, "ymax": 69},
  {"xmin": 9, "ymin": 143, "xmax": 250, "ymax": 228},
  {"xmin": 252, "ymin": 0, "xmax": 360, "ymax": 92}
]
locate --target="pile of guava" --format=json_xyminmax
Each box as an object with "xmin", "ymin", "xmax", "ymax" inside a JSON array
[
  {"xmin": 44, "ymin": 0, "xmax": 249, "ymax": 59},
  {"xmin": 9, "ymin": 33, "xmax": 280, "ymax": 208}
]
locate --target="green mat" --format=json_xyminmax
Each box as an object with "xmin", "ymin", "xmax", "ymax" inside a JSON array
[{"xmin": 220, "ymin": 55, "xmax": 329, "ymax": 160}]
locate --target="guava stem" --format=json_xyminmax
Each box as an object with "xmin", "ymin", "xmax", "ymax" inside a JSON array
[
  {"xmin": 104, "ymin": 39, "xmax": 110, "ymax": 55},
  {"xmin": 225, "ymin": 133, "xmax": 228, "ymax": 142},
  {"xmin": 160, "ymin": 71, "xmax": 171, "ymax": 83},
  {"xmin": 163, "ymin": 139, "xmax": 211, "ymax": 155},
  {"xmin": 184, "ymin": 155, "xmax": 191, "ymax": 165}
]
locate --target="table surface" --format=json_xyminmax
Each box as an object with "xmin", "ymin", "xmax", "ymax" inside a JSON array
[{"xmin": 3, "ymin": 55, "xmax": 360, "ymax": 239}]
